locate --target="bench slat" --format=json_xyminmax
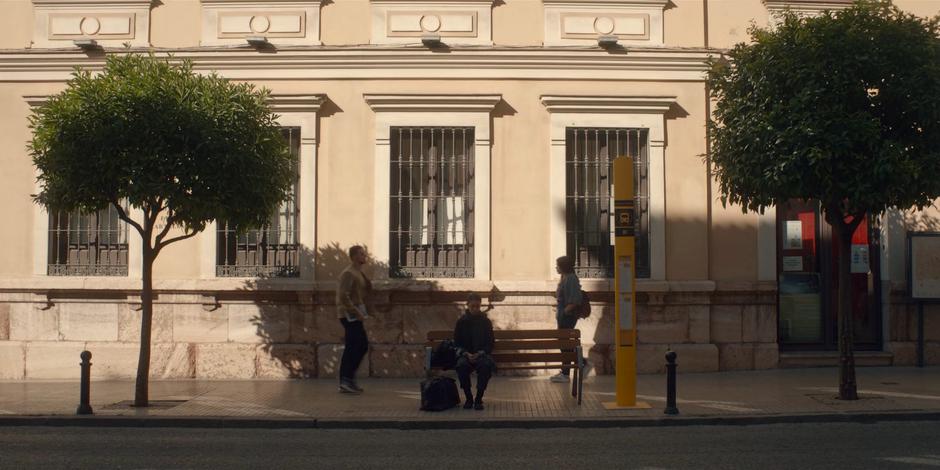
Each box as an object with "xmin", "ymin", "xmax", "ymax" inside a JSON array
[
  {"xmin": 425, "ymin": 339, "xmax": 580, "ymax": 350},
  {"xmin": 499, "ymin": 365, "xmax": 577, "ymax": 370},
  {"xmin": 491, "ymin": 352, "xmax": 578, "ymax": 363},
  {"xmin": 427, "ymin": 329, "xmax": 580, "ymax": 341},
  {"xmin": 495, "ymin": 339, "xmax": 580, "ymax": 350},
  {"xmin": 496, "ymin": 330, "xmax": 580, "ymax": 340}
]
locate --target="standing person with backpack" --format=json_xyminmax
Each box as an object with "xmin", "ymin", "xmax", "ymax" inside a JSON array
[
  {"xmin": 550, "ymin": 256, "xmax": 592, "ymax": 383},
  {"xmin": 336, "ymin": 245, "xmax": 372, "ymax": 394}
]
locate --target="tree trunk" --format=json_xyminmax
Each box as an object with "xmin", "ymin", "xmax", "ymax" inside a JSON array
[
  {"xmin": 134, "ymin": 243, "xmax": 155, "ymax": 407},
  {"xmin": 833, "ymin": 219, "xmax": 859, "ymax": 401}
]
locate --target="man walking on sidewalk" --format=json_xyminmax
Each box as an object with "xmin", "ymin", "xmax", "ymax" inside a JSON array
[{"xmin": 336, "ymin": 245, "xmax": 371, "ymax": 394}]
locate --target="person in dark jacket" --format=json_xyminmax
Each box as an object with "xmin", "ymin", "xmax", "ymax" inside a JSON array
[{"xmin": 453, "ymin": 293, "xmax": 495, "ymax": 410}]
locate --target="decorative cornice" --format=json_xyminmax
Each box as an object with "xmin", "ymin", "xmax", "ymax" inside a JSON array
[
  {"xmin": 369, "ymin": 0, "xmax": 496, "ymax": 4},
  {"xmin": 24, "ymin": 93, "xmax": 326, "ymax": 113},
  {"xmin": 540, "ymin": 95, "xmax": 677, "ymax": 114},
  {"xmin": 0, "ymin": 47, "xmax": 716, "ymax": 82},
  {"xmin": 24, "ymin": 95, "xmax": 50, "ymax": 108},
  {"xmin": 763, "ymin": 0, "xmax": 852, "ymax": 14},
  {"xmin": 32, "ymin": 0, "xmax": 153, "ymax": 5},
  {"xmin": 201, "ymin": 0, "xmax": 321, "ymax": 4},
  {"xmin": 542, "ymin": 0, "xmax": 668, "ymax": 6},
  {"xmin": 268, "ymin": 94, "xmax": 324, "ymax": 113},
  {"xmin": 364, "ymin": 93, "xmax": 501, "ymax": 112}
]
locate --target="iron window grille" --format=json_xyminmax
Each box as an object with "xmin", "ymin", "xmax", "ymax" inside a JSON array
[
  {"xmin": 390, "ymin": 127, "xmax": 474, "ymax": 278},
  {"xmin": 216, "ymin": 128, "xmax": 301, "ymax": 278},
  {"xmin": 48, "ymin": 204, "xmax": 129, "ymax": 276},
  {"xmin": 566, "ymin": 128, "xmax": 650, "ymax": 279}
]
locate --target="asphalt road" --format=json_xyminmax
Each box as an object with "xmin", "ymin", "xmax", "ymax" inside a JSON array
[{"xmin": 1, "ymin": 421, "xmax": 939, "ymax": 469}]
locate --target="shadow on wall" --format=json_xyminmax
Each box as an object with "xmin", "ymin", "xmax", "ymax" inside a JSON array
[
  {"xmin": 886, "ymin": 206, "xmax": 940, "ymax": 233},
  {"xmin": 241, "ymin": 242, "xmax": 476, "ymax": 379},
  {"xmin": 237, "ymin": 212, "xmax": 786, "ymax": 379}
]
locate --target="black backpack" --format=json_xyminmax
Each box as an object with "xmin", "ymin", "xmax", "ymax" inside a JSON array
[
  {"xmin": 577, "ymin": 290, "xmax": 591, "ymax": 319},
  {"xmin": 420, "ymin": 376, "xmax": 460, "ymax": 412},
  {"xmin": 430, "ymin": 339, "xmax": 458, "ymax": 370}
]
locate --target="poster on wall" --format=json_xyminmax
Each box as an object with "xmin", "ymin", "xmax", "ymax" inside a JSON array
[
  {"xmin": 850, "ymin": 245, "xmax": 869, "ymax": 274},
  {"xmin": 909, "ymin": 233, "xmax": 940, "ymax": 300},
  {"xmin": 785, "ymin": 220, "xmax": 803, "ymax": 249},
  {"xmin": 782, "ymin": 256, "xmax": 803, "ymax": 272}
]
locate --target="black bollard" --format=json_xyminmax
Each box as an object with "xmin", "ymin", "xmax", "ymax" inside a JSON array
[
  {"xmin": 664, "ymin": 350, "xmax": 679, "ymax": 415},
  {"xmin": 77, "ymin": 351, "xmax": 93, "ymax": 415}
]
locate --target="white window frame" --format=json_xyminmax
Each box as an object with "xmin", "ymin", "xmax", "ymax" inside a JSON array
[
  {"xmin": 365, "ymin": 94, "xmax": 500, "ymax": 281},
  {"xmin": 197, "ymin": 94, "xmax": 322, "ymax": 281},
  {"xmin": 542, "ymin": 95, "xmax": 674, "ymax": 281},
  {"xmin": 26, "ymin": 95, "xmax": 142, "ymax": 280}
]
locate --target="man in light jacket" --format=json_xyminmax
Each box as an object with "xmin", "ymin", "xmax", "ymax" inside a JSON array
[{"xmin": 336, "ymin": 245, "xmax": 371, "ymax": 393}]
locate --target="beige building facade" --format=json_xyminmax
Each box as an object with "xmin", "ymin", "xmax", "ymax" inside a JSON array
[{"xmin": 1, "ymin": 0, "xmax": 938, "ymax": 380}]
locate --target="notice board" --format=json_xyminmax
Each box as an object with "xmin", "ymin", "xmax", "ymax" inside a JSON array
[{"xmin": 909, "ymin": 232, "xmax": 940, "ymax": 300}]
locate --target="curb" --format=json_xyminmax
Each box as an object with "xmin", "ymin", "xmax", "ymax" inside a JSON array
[{"xmin": 1, "ymin": 411, "xmax": 939, "ymax": 430}]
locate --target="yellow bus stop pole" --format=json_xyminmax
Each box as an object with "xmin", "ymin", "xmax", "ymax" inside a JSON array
[{"xmin": 604, "ymin": 156, "xmax": 649, "ymax": 410}]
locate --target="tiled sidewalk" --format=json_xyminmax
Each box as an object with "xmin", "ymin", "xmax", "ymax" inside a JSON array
[{"xmin": 1, "ymin": 367, "xmax": 939, "ymax": 424}]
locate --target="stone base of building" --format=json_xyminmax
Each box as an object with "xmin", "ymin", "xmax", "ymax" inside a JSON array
[{"xmin": 1, "ymin": 286, "xmax": 937, "ymax": 380}]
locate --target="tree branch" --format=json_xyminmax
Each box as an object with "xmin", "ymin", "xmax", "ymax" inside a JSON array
[
  {"xmin": 154, "ymin": 229, "xmax": 200, "ymax": 255},
  {"xmin": 111, "ymin": 201, "xmax": 145, "ymax": 236},
  {"xmin": 153, "ymin": 209, "xmax": 175, "ymax": 247}
]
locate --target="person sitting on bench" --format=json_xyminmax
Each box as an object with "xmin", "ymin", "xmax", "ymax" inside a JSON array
[{"xmin": 453, "ymin": 293, "xmax": 495, "ymax": 410}]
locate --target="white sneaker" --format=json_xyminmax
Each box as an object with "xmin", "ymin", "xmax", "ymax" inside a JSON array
[
  {"xmin": 549, "ymin": 373, "xmax": 570, "ymax": 383},
  {"xmin": 581, "ymin": 361, "xmax": 594, "ymax": 379}
]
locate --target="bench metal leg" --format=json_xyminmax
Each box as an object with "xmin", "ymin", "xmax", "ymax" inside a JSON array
[
  {"xmin": 571, "ymin": 346, "xmax": 585, "ymax": 406},
  {"xmin": 424, "ymin": 346, "xmax": 433, "ymax": 378},
  {"xmin": 571, "ymin": 366, "xmax": 578, "ymax": 397}
]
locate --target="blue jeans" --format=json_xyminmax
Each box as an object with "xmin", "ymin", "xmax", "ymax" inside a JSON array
[{"xmin": 557, "ymin": 314, "xmax": 578, "ymax": 376}]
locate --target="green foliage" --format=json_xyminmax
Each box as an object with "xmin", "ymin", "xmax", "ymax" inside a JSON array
[
  {"xmin": 707, "ymin": 0, "xmax": 940, "ymax": 217},
  {"xmin": 30, "ymin": 53, "xmax": 294, "ymax": 238}
]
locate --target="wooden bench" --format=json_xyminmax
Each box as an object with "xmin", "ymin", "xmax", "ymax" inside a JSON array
[{"xmin": 425, "ymin": 329, "xmax": 586, "ymax": 405}]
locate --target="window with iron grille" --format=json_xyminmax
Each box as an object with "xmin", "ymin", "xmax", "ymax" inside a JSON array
[
  {"xmin": 390, "ymin": 127, "xmax": 474, "ymax": 278},
  {"xmin": 216, "ymin": 128, "xmax": 301, "ymax": 277},
  {"xmin": 566, "ymin": 128, "xmax": 650, "ymax": 279},
  {"xmin": 48, "ymin": 204, "xmax": 129, "ymax": 276}
]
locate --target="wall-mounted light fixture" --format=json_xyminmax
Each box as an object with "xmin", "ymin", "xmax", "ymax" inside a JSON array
[
  {"xmin": 73, "ymin": 39, "xmax": 99, "ymax": 50},
  {"xmin": 246, "ymin": 36, "xmax": 269, "ymax": 47},
  {"xmin": 597, "ymin": 35, "xmax": 619, "ymax": 48},
  {"xmin": 421, "ymin": 33, "xmax": 442, "ymax": 48}
]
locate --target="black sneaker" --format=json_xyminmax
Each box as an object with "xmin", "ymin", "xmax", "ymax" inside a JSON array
[
  {"xmin": 473, "ymin": 400, "xmax": 484, "ymax": 411},
  {"xmin": 463, "ymin": 399, "xmax": 474, "ymax": 409},
  {"xmin": 339, "ymin": 381, "xmax": 361, "ymax": 394}
]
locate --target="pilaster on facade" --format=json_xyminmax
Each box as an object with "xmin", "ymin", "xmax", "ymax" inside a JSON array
[
  {"xmin": 199, "ymin": 0, "xmax": 323, "ymax": 47},
  {"xmin": 364, "ymin": 93, "xmax": 501, "ymax": 281},
  {"xmin": 542, "ymin": 0, "xmax": 669, "ymax": 47},
  {"xmin": 757, "ymin": 207, "xmax": 777, "ymax": 282},
  {"xmin": 369, "ymin": 0, "xmax": 496, "ymax": 46},
  {"xmin": 541, "ymin": 95, "xmax": 675, "ymax": 282},
  {"xmin": 31, "ymin": 0, "xmax": 155, "ymax": 48}
]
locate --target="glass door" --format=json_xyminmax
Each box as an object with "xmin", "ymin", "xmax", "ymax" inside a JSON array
[
  {"xmin": 777, "ymin": 201, "xmax": 882, "ymax": 350},
  {"xmin": 777, "ymin": 201, "xmax": 825, "ymax": 346}
]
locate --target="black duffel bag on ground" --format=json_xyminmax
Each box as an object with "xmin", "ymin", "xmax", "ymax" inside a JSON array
[{"xmin": 419, "ymin": 376, "xmax": 460, "ymax": 412}]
